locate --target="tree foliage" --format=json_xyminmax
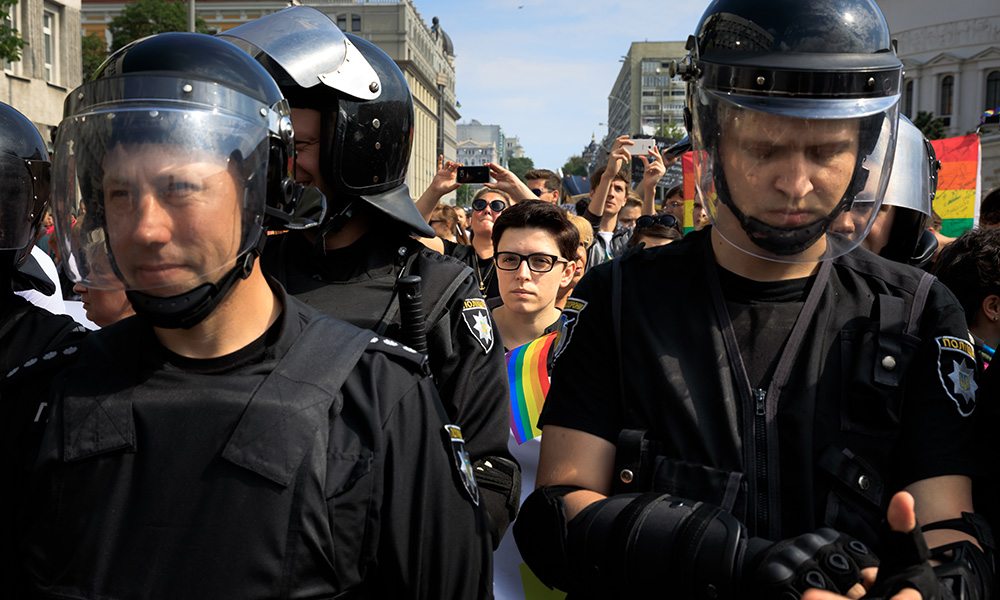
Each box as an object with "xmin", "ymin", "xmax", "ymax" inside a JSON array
[
  {"xmin": 655, "ymin": 122, "xmax": 686, "ymax": 141},
  {"xmin": 562, "ymin": 155, "xmax": 588, "ymax": 177},
  {"xmin": 109, "ymin": 0, "xmax": 211, "ymax": 51},
  {"xmin": 456, "ymin": 184, "xmax": 474, "ymax": 207},
  {"xmin": 507, "ymin": 156, "xmax": 535, "ymax": 182},
  {"xmin": 913, "ymin": 111, "xmax": 947, "ymax": 140},
  {"xmin": 0, "ymin": 0, "xmax": 25, "ymax": 64},
  {"xmin": 82, "ymin": 32, "xmax": 108, "ymax": 82}
]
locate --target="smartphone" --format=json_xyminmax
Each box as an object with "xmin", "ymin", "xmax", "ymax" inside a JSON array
[
  {"xmin": 456, "ymin": 165, "xmax": 490, "ymax": 184},
  {"xmin": 628, "ymin": 138, "xmax": 656, "ymax": 156}
]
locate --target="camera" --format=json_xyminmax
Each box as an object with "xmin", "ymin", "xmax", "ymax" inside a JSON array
[{"xmin": 456, "ymin": 165, "xmax": 490, "ymax": 184}]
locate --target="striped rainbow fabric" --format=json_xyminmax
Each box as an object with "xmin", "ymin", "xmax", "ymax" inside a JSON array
[
  {"xmin": 931, "ymin": 134, "xmax": 981, "ymax": 238},
  {"xmin": 507, "ymin": 331, "xmax": 560, "ymax": 444}
]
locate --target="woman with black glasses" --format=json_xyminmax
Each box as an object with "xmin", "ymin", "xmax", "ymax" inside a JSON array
[
  {"xmin": 455, "ymin": 187, "xmax": 512, "ymax": 300},
  {"xmin": 626, "ymin": 212, "xmax": 683, "ymax": 249}
]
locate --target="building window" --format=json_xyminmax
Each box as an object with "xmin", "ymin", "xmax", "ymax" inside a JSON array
[
  {"xmin": 2, "ymin": 0, "xmax": 21, "ymax": 75},
  {"xmin": 42, "ymin": 6, "xmax": 59, "ymax": 84},
  {"xmin": 336, "ymin": 14, "xmax": 346, "ymax": 30},
  {"xmin": 351, "ymin": 14, "xmax": 361, "ymax": 32},
  {"xmin": 903, "ymin": 80, "xmax": 914, "ymax": 118},
  {"xmin": 940, "ymin": 75, "xmax": 954, "ymax": 126},
  {"xmin": 987, "ymin": 71, "xmax": 1000, "ymax": 110}
]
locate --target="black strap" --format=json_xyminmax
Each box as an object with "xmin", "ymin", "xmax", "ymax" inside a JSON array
[
  {"xmin": 905, "ymin": 272, "xmax": 935, "ymax": 337},
  {"xmin": 704, "ymin": 249, "xmax": 832, "ymax": 539},
  {"xmin": 611, "ymin": 258, "xmax": 628, "ymax": 421},
  {"xmin": 373, "ymin": 249, "xmax": 421, "ymax": 336}
]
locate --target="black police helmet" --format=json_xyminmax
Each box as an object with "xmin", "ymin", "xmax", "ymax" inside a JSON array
[
  {"xmin": 54, "ymin": 33, "xmax": 296, "ymax": 328},
  {"xmin": 680, "ymin": 0, "xmax": 902, "ymax": 261},
  {"xmin": 0, "ymin": 102, "xmax": 50, "ymax": 273}
]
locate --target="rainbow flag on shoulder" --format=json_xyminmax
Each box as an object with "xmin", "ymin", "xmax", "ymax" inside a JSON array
[
  {"xmin": 507, "ymin": 331, "xmax": 559, "ymax": 444},
  {"xmin": 931, "ymin": 134, "xmax": 981, "ymax": 238}
]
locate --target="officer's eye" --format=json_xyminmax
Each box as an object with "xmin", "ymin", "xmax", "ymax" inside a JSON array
[
  {"xmin": 165, "ymin": 177, "xmax": 201, "ymax": 198},
  {"xmin": 809, "ymin": 142, "xmax": 851, "ymax": 162}
]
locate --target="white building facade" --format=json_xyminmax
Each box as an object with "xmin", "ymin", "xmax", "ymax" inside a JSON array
[{"xmin": 878, "ymin": 0, "xmax": 1000, "ymax": 192}]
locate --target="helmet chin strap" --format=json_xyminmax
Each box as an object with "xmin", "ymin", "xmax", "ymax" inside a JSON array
[
  {"xmin": 125, "ymin": 227, "xmax": 265, "ymax": 330},
  {"xmin": 713, "ymin": 159, "xmax": 868, "ymax": 257}
]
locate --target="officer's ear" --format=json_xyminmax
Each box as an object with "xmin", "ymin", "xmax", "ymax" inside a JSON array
[{"xmin": 980, "ymin": 293, "xmax": 1000, "ymax": 325}]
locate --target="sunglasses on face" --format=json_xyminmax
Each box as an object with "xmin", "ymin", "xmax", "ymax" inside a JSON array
[
  {"xmin": 636, "ymin": 214, "xmax": 680, "ymax": 230},
  {"xmin": 495, "ymin": 251, "xmax": 568, "ymax": 273},
  {"xmin": 530, "ymin": 188, "xmax": 551, "ymax": 197},
  {"xmin": 472, "ymin": 198, "xmax": 507, "ymax": 213}
]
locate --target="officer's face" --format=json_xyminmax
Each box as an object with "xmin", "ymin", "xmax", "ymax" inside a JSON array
[
  {"xmin": 102, "ymin": 144, "xmax": 242, "ymax": 296},
  {"xmin": 496, "ymin": 227, "xmax": 575, "ymax": 316},
  {"xmin": 290, "ymin": 108, "xmax": 330, "ymax": 198},
  {"xmin": 719, "ymin": 111, "xmax": 859, "ymax": 229}
]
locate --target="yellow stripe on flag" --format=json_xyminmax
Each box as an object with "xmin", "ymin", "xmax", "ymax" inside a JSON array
[{"xmin": 934, "ymin": 189, "xmax": 977, "ymax": 220}]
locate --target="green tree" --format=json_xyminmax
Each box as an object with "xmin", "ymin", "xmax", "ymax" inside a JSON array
[
  {"xmin": 109, "ymin": 0, "xmax": 211, "ymax": 52},
  {"xmin": 562, "ymin": 155, "xmax": 588, "ymax": 177},
  {"xmin": 913, "ymin": 110, "xmax": 947, "ymax": 140},
  {"xmin": 655, "ymin": 122, "xmax": 686, "ymax": 141},
  {"xmin": 456, "ymin": 184, "xmax": 474, "ymax": 207},
  {"xmin": 82, "ymin": 32, "xmax": 108, "ymax": 82},
  {"xmin": 0, "ymin": 0, "xmax": 25, "ymax": 64},
  {"xmin": 507, "ymin": 156, "xmax": 535, "ymax": 181}
]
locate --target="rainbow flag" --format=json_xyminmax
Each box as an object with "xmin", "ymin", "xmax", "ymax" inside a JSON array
[
  {"xmin": 507, "ymin": 331, "xmax": 559, "ymax": 444},
  {"xmin": 931, "ymin": 134, "xmax": 981, "ymax": 238},
  {"xmin": 681, "ymin": 151, "xmax": 696, "ymax": 233}
]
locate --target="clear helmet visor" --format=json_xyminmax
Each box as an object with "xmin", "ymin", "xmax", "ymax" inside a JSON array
[
  {"xmin": 52, "ymin": 107, "xmax": 269, "ymax": 294},
  {"xmin": 691, "ymin": 88, "xmax": 899, "ymax": 263}
]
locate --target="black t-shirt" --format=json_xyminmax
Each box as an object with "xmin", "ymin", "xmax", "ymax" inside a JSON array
[{"xmin": 717, "ymin": 267, "xmax": 810, "ymax": 390}]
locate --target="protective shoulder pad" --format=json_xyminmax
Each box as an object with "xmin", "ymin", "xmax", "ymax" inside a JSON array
[{"xmin": 3, "ymin": 341, "xmax": 84, "ymax": 389}]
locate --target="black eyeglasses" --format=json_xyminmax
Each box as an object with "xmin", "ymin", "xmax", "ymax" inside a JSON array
[
  {"xmin": 530, "ymin": 188, "xmax": 550, "ymax": 197},
  {"xmin": 495, "ymin": 252, "xmax": 568, "ymax": 273},
  {"xmin": 636, "ymin": 214, "xmax": 679, "ymax": 230},
  {"xmin": 472, "ymin": 198, "xmax": 507, "ymax": 213}
]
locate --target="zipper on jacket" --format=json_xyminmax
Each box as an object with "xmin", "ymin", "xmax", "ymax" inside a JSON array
[{"xmin": 753, "ymin": 387, "xmax": 769, "ymax": 533}]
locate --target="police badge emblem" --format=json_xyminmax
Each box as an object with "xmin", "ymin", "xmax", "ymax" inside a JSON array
[
  {"xmin": 461, "ymin": 298, "xmax": 494, "ymax": 354},
  {"xmin": 443, "ymin": 424, "xmax": 480, "ymax": 505},
  {"xmin": 553, "ymin": 298, "xmax": 587, "ymax": 360},
  {"xmin": 936, "ymin": 335, "xmax": 978, "ymax": 417}
]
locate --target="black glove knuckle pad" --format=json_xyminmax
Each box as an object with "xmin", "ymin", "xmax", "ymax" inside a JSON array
[{"xmin": 755, "ymin": 528, "xmax": 875, "ymax": 597}]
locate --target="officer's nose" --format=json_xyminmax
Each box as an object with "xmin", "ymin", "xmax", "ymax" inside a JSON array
[
  {"xmin": 830, "ymin": 210, "xmax": 856, "ymax": 236},
  {"xmin": 131, "ymin": 192, "xmax": 173, "ymax": 246},
  {"xmin": 774, "ymin": 153, "xmax": 815, "ymax": 201}
]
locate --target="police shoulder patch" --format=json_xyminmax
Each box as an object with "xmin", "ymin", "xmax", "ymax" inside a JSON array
[
  {"xmin": 460, "ymin": 297, "xmax": 494, "ymax": 354},
  {"xmin": 935, "ymin": 335, "xmax": 977, "ymax": 417},
  {"xmin": 553, "ymin": 297, "xmax": 588, "ymax": 360},
  {"xmin": 442, "ymin": 424, "xmax": 479, "ymax": 505}
]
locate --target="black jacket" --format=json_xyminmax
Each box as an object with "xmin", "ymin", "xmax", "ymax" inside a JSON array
[
  {"xmin": 7, "ymin": 291, "xmax": 492, "ymax": 599},
  {"xmin": 541, "ymin": 228, "xmax": 977, "ymax": 547}
]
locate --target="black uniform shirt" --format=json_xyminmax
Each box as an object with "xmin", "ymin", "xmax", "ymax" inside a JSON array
[
  {"xmin": 263, "ymin": 230, "xmax": 515, "ymax": 538},
  {"xmin": 11, "ymin": 288, "xmax": 491, "ymax": 600},
  {"xmin": 541, "ymin": 228, "xmax": 977, "ymax": 545}
]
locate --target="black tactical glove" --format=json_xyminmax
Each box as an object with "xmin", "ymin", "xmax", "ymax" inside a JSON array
[
  {"xmin": 748, "ymin": 528, "xmax": 881, "ymax": 598},
  {"xmin": 866, "ymin": 525, "xmax": 948, "ymax": 600}
]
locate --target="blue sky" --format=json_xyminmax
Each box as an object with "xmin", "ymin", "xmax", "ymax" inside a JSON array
[{"xmin": 414, "ymin": 0, "xmax": 708, "ymax": 171}]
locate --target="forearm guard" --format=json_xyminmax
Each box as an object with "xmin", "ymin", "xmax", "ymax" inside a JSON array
[{"xmin": 514, "ymin": 488, "xmax": 748, "ymax": 597}]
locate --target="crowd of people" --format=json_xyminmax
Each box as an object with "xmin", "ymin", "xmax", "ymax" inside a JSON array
[{"xmin": 2, "ymin": 0, "xmax": 1000, "ymax": 599}]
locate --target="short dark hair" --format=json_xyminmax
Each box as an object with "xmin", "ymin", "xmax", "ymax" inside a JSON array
[
  {"xmin": 524, "ymin": 169, "xmax": 560, "ymax": 192},
  {"xmin": 982, "ymin": 187, "xmax": 1000, "ymax": 226},
  {"xmin": 492, "ymin": 200, "xmax": 580, "ymax": 261},
  {"xmin": 665, "ymin": 184, "xmax": 683, "ymax": 200},
  {"xmin": 932, "ymin": 227, "xmax": 1000, "ymax": 326},
  {"xmin": 589, "ymin": 163, "xmax": 630, "ymax": 191}
]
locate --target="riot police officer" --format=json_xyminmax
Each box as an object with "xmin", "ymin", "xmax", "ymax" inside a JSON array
[
  {"xmin": 220, "ymin": 7, "xmax": 518, "ymax": 545},
  {"xmin": 514, "ymin": 1, "xmax": 992, "ymax": 598},
  {"xmin": 4, "ymin": 32, "xmax": 490, "ymax": 599},
  {"xmin": 858, "ymin": 115, "xmax": 941, "ymax": 269},
  {"xmin": 0, "ymin": 101, "xmax": 85, "ymax": 376}
]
